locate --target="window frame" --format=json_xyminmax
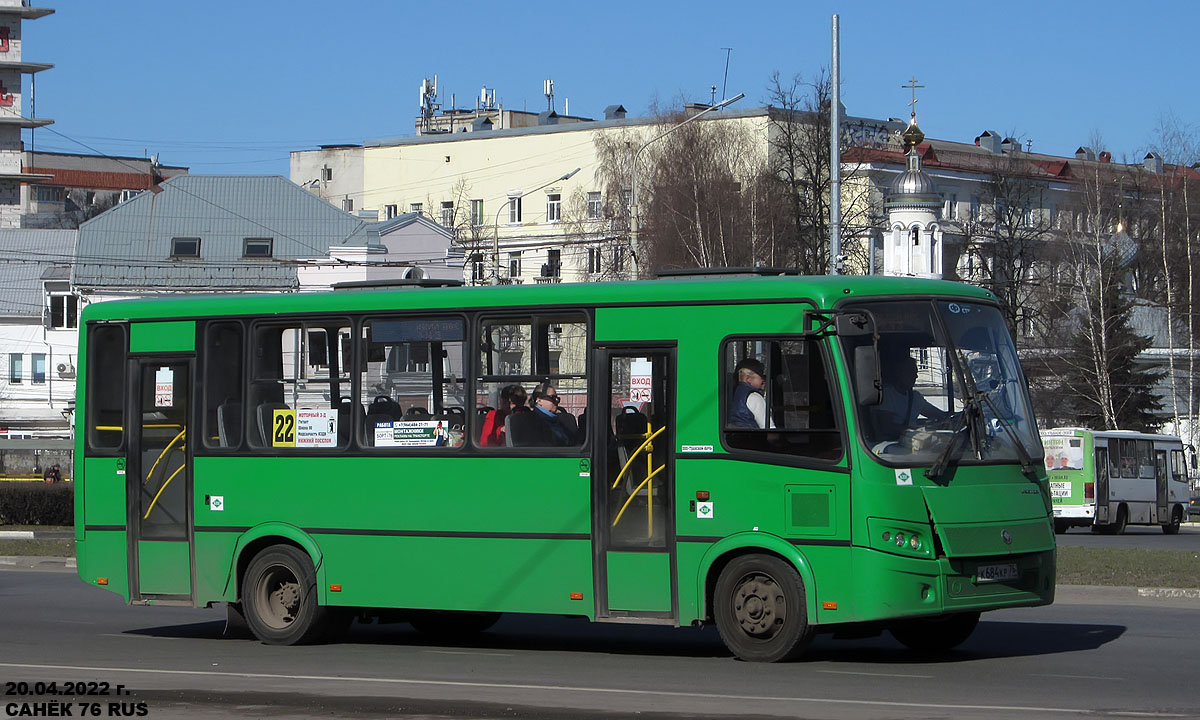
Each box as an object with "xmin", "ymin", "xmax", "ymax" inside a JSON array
[
  {"xmin": 546, "ymin": 193, "xmax": 561, "ymax": 223},
  {"xmin": 586, "ymin": 192, "xmax": 602, "ymax": 220},
  {"xmin": 508, "ymin": 196, "xmax": 522, "ymax": 224},
  {"xmin": 31, "ymin": 353, "xmax": 46, "ymax": 384},
  {"xmin": 470, "ymin": 199, "xmax": 484, "ymax": 227},
  {"xmin": 717, "ymin": 333, "xmax": 846, "ymax": 468},
  {"xmin": 170, "ymin": 237, "xmax": 201, "ymax": 258},
  {"xmin": 84, "ymin": 323, "xmax": 128, "ymax": 454},
  {"xmin": 8, "ymin": 353, "xmax": 21, "ymax": 384},
  {"xmin": 242, "ymin": 237, "xmax": 273, "ymax": 258}
]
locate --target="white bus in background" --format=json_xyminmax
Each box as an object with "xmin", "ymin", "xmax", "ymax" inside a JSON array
[{"xmin": 1041, "ymin": 428, "xmax": 1193, "ymax": 535}]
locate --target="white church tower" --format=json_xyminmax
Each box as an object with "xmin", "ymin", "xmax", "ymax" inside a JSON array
[{"xmin": 882, "ymin": 112, "xmax": 943, "ymax": 278}]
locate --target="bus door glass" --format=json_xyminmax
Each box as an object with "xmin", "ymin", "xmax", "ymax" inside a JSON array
[
  {"xmin": 1095, "ymin": 445, "xmax": 1110, "ymax": 523},
  {"xmin": 129, "ymin": 358, "xmax": 193, "ymax": 599},
  {"xmin": 1155, "ymin": 449, "xmax": 1169, "ymax": 521},
  {"xmin": 593, "ymin": 348, "xmax": 675, "ymax": 619}
]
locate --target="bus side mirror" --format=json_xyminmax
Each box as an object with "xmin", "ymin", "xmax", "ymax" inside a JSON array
[{"xmin": 854, "ymin": 345, "xmax": 882, "ymax": 406}]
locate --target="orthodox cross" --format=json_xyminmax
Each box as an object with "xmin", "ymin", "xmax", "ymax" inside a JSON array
[{"xmin": 902, "ymin": 76, "xmax": 924, "ymax": 115}]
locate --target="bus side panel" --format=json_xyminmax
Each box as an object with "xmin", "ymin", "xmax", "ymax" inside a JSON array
[
  {"xmin": 193, "ymin": 531, "xmax": 239, "ymax": 604},
  {"xmin": 192, "ymin": 455, "xmax": 593, "ymax": 616},
  {"xmin": 674, "ymin": 459, "xmax": 851, "ymax": 625},
  {"xmin": 77, "ymin": 457, "xmax": 131, "ymax": 599}
]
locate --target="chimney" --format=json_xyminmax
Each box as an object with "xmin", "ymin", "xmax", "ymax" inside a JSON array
[
  {"xmin": 604, "ymin": 104, "xmax": 627, "ymax": 120},
  {"xmin": 1075, "ymin": 146, "xmax": 1097, "ymax": 161},
  {"xmin": 1144, "ymin": 151, "xmax": 1164, "ymax": 174},
  {"xmin": 975, "ymin": 130, "xmax": 1002, "ymax": 154},
  {"xmin": 537, "ymin": 110, "xmax": 559, "ymax": 126},
  {"xmin": 1099, "ymin": 151, "xmax": 1112, "ymax": 163}
]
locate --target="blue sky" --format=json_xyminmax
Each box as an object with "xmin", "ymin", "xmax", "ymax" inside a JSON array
[{"xmin": 22, "ymin": 0, "xmax": 1200, "ymax": 176}]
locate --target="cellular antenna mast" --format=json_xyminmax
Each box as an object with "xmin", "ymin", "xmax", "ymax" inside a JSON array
[{"xmin": 721, "ymin": 47, "xmax": 732, "ymax": 101}]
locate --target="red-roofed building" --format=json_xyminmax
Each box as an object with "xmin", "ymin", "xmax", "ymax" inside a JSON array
[{"xmin": 20, "ymin": 150, "xmax": 188, "ymax": 228}]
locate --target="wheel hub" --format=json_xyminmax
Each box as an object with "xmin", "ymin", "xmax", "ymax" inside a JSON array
[{"xmin": 733, "ymin": 574, "xmax": 784, "ymax": 637}]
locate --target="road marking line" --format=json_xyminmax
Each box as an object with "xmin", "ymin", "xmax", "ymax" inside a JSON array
[
  {"xmin": 1043, "ymin": 673, "xmax": 1122, "ymax": 681},
  {"xmin": 0, "ymin": 662, "xmax": 1186, "ymax": 716},
  {"xmin": 97, "ymin": 634, "xmax": 179, "ymax": 641},
  {"xmin": 425, "ymin": 650, "xmax": 513, "ymax": 657},
  {"xmin": 818, "ymin": 669, "xmax": 933, "ymax": 679}
]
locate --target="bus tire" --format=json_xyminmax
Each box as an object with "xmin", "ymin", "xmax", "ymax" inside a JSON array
[
  {"xmin": 1163, "ymin": 507, "xmax": 1182, "ymax": 535},
  {"xmin": 409, "ymin": 610, "xmax": 502, "ymax": 638},
  {"xmin": 890, "ymin": 611, "xmax": 980, "ymax": 653},
  {"xmin": 242, "ymin": 544, "xmax": 328, "ymax": 645},
  {"xmin": 713, "ymin": 554, "xmax": 814, "ymax": 662},
  {"xmin": 1112, "ymin": 505, "xmax": 1128, "ymax": 535}
]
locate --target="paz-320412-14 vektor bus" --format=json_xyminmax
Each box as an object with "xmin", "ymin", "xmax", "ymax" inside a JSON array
[{"xmin": 74, "ymin": 272, "xmax": 1054, "ymax": 662}]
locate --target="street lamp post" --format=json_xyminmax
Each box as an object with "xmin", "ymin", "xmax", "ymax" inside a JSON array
[
  {"xmin": 492, "ymin": 168, "xmax": 580, "ymax": 285},
  {"xmin": 628, "ymin": 92, "xmax": 744, "ymax": 277}
]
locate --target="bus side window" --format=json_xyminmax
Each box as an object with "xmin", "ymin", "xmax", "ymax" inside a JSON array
[
  {"xmin": 722, "ymin": 337, "xmax": 843, "ymax": 461},
  {"xmin": 247, "ymin": 321, "xmax": 351, "ymax": 450},
  {"xmin": 202, "ymin": 321, "xmax": 244, "ymax": 449},
  {"xmin": 86, "ymin": 324, "xmax": 127, "ymax": 451}
]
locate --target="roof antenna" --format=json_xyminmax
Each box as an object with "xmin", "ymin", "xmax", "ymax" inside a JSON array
[{"xmin": 720, "ymin": 48, "xmax": 732, "ymax": 101}]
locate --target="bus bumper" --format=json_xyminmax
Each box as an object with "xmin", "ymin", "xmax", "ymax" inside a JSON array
[{"xmin": 850, "ymin": 546, "xmax": 1055, "ymax": 622}]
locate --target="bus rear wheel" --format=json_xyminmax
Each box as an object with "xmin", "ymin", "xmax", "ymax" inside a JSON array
[
  {"xmin": 1163, "ymin": 507, "xmax": 1182, "ymax": 535},
  {"xmin": 242, "ymin": 544, "xmax": 328, "ymax": 645},
  {"xmin": 890, "ymin": 611, "xmax": 980, "ymax": 653},
  {"xmin": 713, "ymin": 554, "xmax": 814, "ymax": 662}
]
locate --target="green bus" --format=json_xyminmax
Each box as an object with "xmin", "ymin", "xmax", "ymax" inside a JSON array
[{"xmin": 74, "ymin": 273, "xmax": 1054, "ymax": 662}]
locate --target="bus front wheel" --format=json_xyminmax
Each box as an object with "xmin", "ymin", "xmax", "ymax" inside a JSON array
[
  {"xmin": 713, "ymin": 554, "xmax": 814, "ymax": 662},
  {"xmin": 890, "ymin": 611, "xmax": 980, "ymax": 653},
  {"xmin": 242, "ymin": 544, "xmax": 329, "ymax": 645}
]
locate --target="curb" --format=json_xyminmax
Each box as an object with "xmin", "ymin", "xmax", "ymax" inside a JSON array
[
  {"xmin": 0, "ymin": 555, "xmax": 76, "ymax": 570},
  {"xmin": 0, "ymin": 530, "xmax": 74, "ymax": 540}
]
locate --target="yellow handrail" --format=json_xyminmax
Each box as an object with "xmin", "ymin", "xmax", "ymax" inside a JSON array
[
  {"xmin": 611, "ymin": 463, "xmax": 665, "ymax": 529},
  {"xmin": 144, "ymin": 428, "xmax": 186, "ymax": 486},
  {"xmin": 610, "ymin": 425, "xmax": 665, "ymax": 490},
  {"xmin": 143, "ymin": 459, "xmax": 186, "ymax": 520}
]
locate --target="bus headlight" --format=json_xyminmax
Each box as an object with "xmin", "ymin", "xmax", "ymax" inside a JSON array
[{"xmin": 867, "ymin": 518, "xmax": 933, "ymax": 559}]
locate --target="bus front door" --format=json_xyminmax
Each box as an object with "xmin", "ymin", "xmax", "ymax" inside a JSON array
[
  {"xmin": 593, "ymin": 347, "xmax": 676, "ymax": 621},
  {"xmin": 1095, "ymin": 446, "xmax": 1110, "ymax": 524},
  {"xmin": 127, "ymin": 358, "xmax": 193, "ymax": 602}
]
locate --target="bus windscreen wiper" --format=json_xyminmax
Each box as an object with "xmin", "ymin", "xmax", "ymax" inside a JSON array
[
  {"xmin": 979, "ymin": 393, "xmax": 1039, "ymax": 480},
  {"xmin": 926, "ymin": 390, "xmax": 985, "ymax": 481}
]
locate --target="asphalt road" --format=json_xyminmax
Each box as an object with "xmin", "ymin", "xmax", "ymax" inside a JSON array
[
  {"xmin": 1055, "ymin": 522, "xmax": 1200, "ymax": 550},
  {"xmin": 2, "ymin": 566, "xmax": 1199, "ymax": 719}
]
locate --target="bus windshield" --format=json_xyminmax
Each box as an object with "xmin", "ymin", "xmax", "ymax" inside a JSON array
[{"xmin": 841, "ymin": 299, "xmax": 1039, "ymax": 468}]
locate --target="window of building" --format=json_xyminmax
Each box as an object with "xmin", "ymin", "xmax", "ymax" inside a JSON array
[
  {"xmin": 361, "ymin": 317, "xmax": 466, "ymax": 450},
  {"xmin": 470, "ymin": 199, "xmax": 484, "ymax": 226},
  {"xmin": 31, "ymin": 354, "xmax": 45, "ymax": 384},
  {"xmin": 508, "ymin": 251, "xmax": 522, "ymax": 278},
  {"xmin": 35, "ymin": 186, "xmax": 64, "ymax": 203},
  {"xmin": 613, "ymin": 245, "xmax": 626, "ymax": 273},
  {"xmin": 243, "ymin": 238, "xmax": 273, "ymax": 258},
  {"xmin": 8, "ymin": 353, "xmax": 21, "ymax": 384},
  {"xmin": 508, "ymin": 196, "xmax": 523, "ymax": 224},
  {"xmin": 970, "ymin": 196, "xmax": 980, "ymax": 221},
  {"xmin": 546, "ymin": 193, "xmax": 561, "ymax": 223},
  {"xmin": 246, "ymin": 320, "xmax": 352, "ymax": 450},
  {"xmin": 342, "ymin": 198, "xmax": 354, "ymax": 212},
  {"xmin": 476, "ymin": 313, "xmax": 588, "ymax": 449},
  {"xmin": 543, "ymin": 249, "xmax": 561, "ymax": 277},
  {"xmin": 48, "ymin": 293, "xmax": 78, "ymax": 329},
  {"xmin": 322, "ymin": 167, "xmax": 333, "ymax": 182},
  {"xmin": 469, "ymin": 253, "xmax": 486, "ymax": 282},
  {"xmin": 385, "ymin": 204, "xmax": 398, "ymax": 220},
  {"xmin": 86, "ymin": 325, "xmax": 127, "ymax": 451},
  {"xmin": 946, "ymin": 193, "xmax": 957, "ymax": 220},
  {"xmin": 910, "ymin": 227, "xmax": 920, "ymax": 246},
  {"xmin": 170, "ymin": 237, "xmax": 200, "ymax": 258},
  {"xmin": 722, "ymin": 337, "xmax": 843, "ymax": 461},
  {"xmin": 202, "ymin": 322, "xmax": 244, "ymax": 449},
  {"xmin": 409, "ymin": 203, "xmax": 423, "ymax": 215},
  {"xmin": 587, "ymin": 247, "xmax": 601, "ymax": 274},
  {"xmin": 441, "ymin": 201, "xmax": 454, "ymax": 227},
  {"xmin": 587, "ymin": 192, "xmax": 602, "ymax": 220},
  {"xmin": 119, "ymin": 189, "xmax": 142, "ymax": 203}
]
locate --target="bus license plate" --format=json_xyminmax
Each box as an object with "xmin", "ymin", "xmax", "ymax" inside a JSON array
[{"xmin": 976, "ymin": 562, "xmax": 1018, "ymax": 583}]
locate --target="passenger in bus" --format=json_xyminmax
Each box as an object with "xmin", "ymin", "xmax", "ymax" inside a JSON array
[
  {"xmin": 729, "ymin": 358, "xmax": 769, "ymax": 429},
  {"xmin": 480, "ymin": 384, "xmax": 527, "ymax": 446},
  {"xmin": 875, "ymin": 354, "xmax": 948, "ymax": 440},
  {"xmin": 510, "ymin": 382, "xmax": 578, "ymax": 446}
]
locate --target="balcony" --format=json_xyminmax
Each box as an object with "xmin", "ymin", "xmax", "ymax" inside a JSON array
[{"xmin": 535, "ymin": 276, "xmax": 562, "ymax": 284}]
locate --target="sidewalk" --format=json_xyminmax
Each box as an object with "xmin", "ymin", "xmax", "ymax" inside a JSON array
[{"xmin": 0, "ymin": 529, "xmax": 74, "ymax": 540}]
